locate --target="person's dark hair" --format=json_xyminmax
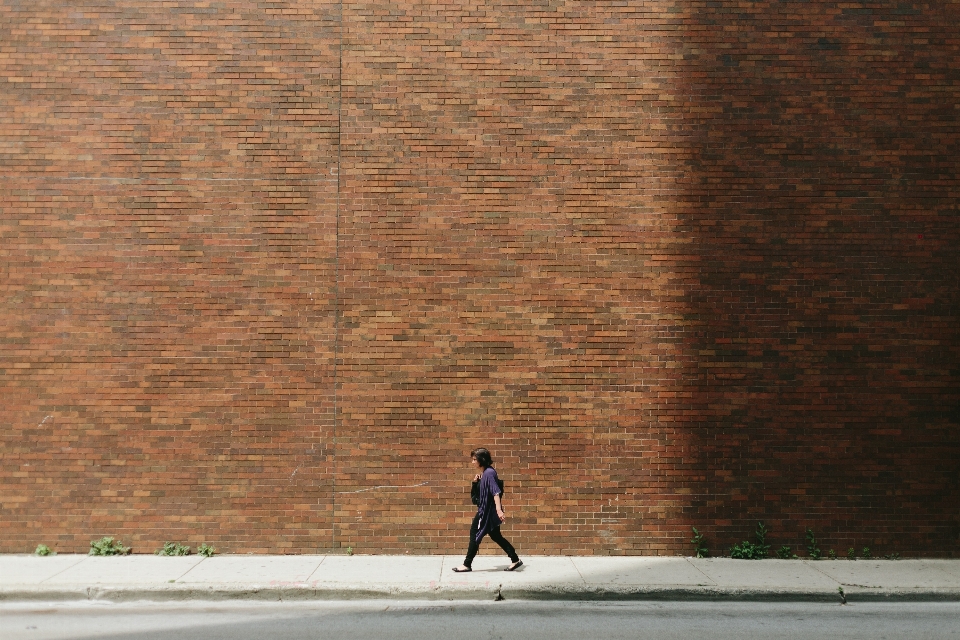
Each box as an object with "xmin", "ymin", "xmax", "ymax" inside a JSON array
[{"xmin": 471, "ymin": 447, "xmax": 493, "ymax": 468}]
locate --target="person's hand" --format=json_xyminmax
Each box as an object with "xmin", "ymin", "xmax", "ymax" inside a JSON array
[
  {"xmin": 497, "ymin": 509, "xmax": 506, "ymax": 522},
  {"xmin": 474, "ymin": 473, "xmax": 482, "ymax": 481}
]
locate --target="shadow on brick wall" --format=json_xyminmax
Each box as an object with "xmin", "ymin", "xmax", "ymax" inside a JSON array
[
  {"xmin": 332, "ymin": 0, "xmax": 960, "ymax": 557},
  {"xmin": 667, "ymin": 0, "xmax": 960, "ymax": 557}
]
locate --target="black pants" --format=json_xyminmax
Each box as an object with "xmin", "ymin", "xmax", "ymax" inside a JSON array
[{"xmin": 463, "ymin": 513, "xmax": 519, "ymax": 568}]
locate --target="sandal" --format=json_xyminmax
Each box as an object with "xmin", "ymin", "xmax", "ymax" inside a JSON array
[
  {"xmin": 505, "ymin": 560, "xmax": 523, "ymax": 571},
  {"xmin": 452, "ymin": 566, "xmax": 472, "ymax": 573}
]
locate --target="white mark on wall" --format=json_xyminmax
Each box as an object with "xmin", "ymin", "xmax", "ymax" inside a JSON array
[
  {"xmin": 38, "ymin": 415, "xmax": 53, "ymax": 427},
  {"xmin": 335, "ymin": 482, "xmax": 429, "ymax": 494}
]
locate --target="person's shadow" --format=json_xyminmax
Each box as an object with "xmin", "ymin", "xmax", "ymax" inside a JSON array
[{"xmin": 471, "ymin": 564, "xmax": 525, "ymax": 572}]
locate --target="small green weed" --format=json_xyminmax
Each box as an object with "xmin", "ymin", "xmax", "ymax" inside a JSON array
[
  {"xmin": 730, "ymin": 522, "xmax": 770, "ymax": 560},
  {"xmin": 847, "ymin": 547, "xmax": 856, "ymax": 560},
  {"xmin": 828, "ymin": 549, "xmax": 837, "ymax": 560},
  {"xmin": 197, "ymin": 544, "xmax": 216, "ymax": 558},
  {"xmin": 346, "ymin": 546, "xmax": 354, "ymax": 556},
  {"xmin": 861, "ymin": 547, "xmax": 872, "ymax": 559},
  {"xmin": 883, "ymin": 553, "xmax": 901, "ymax": 560},
  {"xmin": 34, "ymin": 544, "xmax": 54, "ymax": 556},
  {"xmin": 805, "ymin": 528, "xmax": 821, "ymax": 560},
  {"xmin": 155, "ymin": 542, "xmax": 191, "ymax": 556},
  {"xmin": 691, "ymin": 527, "xmax": 709, "ymax": 558},
  {"xmin": 838, "ymin": 586, "xmax": 846, "ymax": 605},
  {"xmin": 775, "ymin": 545, "xmax": 793, "ymax": 559},
  {"xmin": 89, "ymin": 537, "xmax": 130, "ymax": 556}
]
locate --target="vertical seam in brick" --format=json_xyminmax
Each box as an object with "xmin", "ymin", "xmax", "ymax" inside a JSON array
[{"xmin": 332, "ymin": 0, "xmax": 344, "ymax": 551}]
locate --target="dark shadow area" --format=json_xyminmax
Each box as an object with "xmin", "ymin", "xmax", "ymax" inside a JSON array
[{"xmin": 670, "ymin": 0, "xmax": 960, "ymax": 556}]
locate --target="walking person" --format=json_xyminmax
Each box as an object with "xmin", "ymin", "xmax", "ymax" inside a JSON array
[{"xmin": 452, "ymin": 447, "xmax": 523, "ymax": 572}]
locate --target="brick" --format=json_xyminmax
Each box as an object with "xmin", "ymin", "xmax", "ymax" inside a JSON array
[{"xmin": 1, "ymin": 1, "xmax": 958, "ymax": 558}]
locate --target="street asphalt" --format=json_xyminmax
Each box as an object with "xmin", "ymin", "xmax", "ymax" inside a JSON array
[
  {"xmin": 2, "ymin": 554, "xmax": 960, "ymax": 603},
  {"xmin": 5, "ymin": 601, "xmax": 960, "ymax": 640}
]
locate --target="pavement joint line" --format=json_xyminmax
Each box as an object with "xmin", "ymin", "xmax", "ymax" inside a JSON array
[
  {"xmin": 684, "ymin": 556, "xmax": 718, "ymax": 587},
  {"xmin": 174, "ymin": 555, "xmax": 208, "ymax": 582},
  {"xmin": 304, "ymin": 555, "xmax": 328, "ymax": 583},
  {"xmin": 800, "ymin": 559, "xmax": 842, "ymax": 588},
  {"xmin": 568, "ymin": 556, "xmax": 587, "ymax": 585},
  {"xmin": 38, "ymin": 555, "xmax": 89, "ymax": 585}
]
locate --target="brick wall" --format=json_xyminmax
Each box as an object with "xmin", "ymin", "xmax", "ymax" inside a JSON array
[{"xmin": 2, "ymin": 1, "xmax": 958, "ymax": 557}]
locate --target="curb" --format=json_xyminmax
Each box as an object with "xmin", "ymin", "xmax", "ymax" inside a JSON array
[{"xmin": 4, "ymin": 585, "xmax": 960, "ymax": 603}]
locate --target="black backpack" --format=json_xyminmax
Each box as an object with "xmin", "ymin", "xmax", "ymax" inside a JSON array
[{"xmin": 471, "ymin": 477, "xmax": 505, "ymax": 505}]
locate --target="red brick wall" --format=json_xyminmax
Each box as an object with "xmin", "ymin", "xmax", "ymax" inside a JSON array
[
  {"xmin": 0, "ymin": 1, "xmax": 340, "ymax": 554},
  {"xmin": 2, "ymin": 1, "xmax": 958, "ymax": 557}
]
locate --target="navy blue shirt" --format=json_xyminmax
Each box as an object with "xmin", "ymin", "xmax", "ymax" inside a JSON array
[{"xmin": 474, "ymin": 467, "xmax": 503, "ymax": 542}]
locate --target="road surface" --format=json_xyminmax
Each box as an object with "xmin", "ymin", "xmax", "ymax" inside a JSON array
[{"xmin": 3, "ymin": 600, "xmax": 959, "ymax": 640}]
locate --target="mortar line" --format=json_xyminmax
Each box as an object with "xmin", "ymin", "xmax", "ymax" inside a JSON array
[{"xmin": 0, "ymin": 176, "xmax": 331, "ymax": 183}]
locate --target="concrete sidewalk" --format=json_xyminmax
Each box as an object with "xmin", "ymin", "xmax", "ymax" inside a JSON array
[{"xmin": 3, "ymin": 555, "xmax": 960, "ymax": 603}]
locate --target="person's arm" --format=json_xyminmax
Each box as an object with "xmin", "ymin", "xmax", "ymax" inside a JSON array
[{"xmin": 494, "ymin": 492, "xmax": 505, "ymax": 521}]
